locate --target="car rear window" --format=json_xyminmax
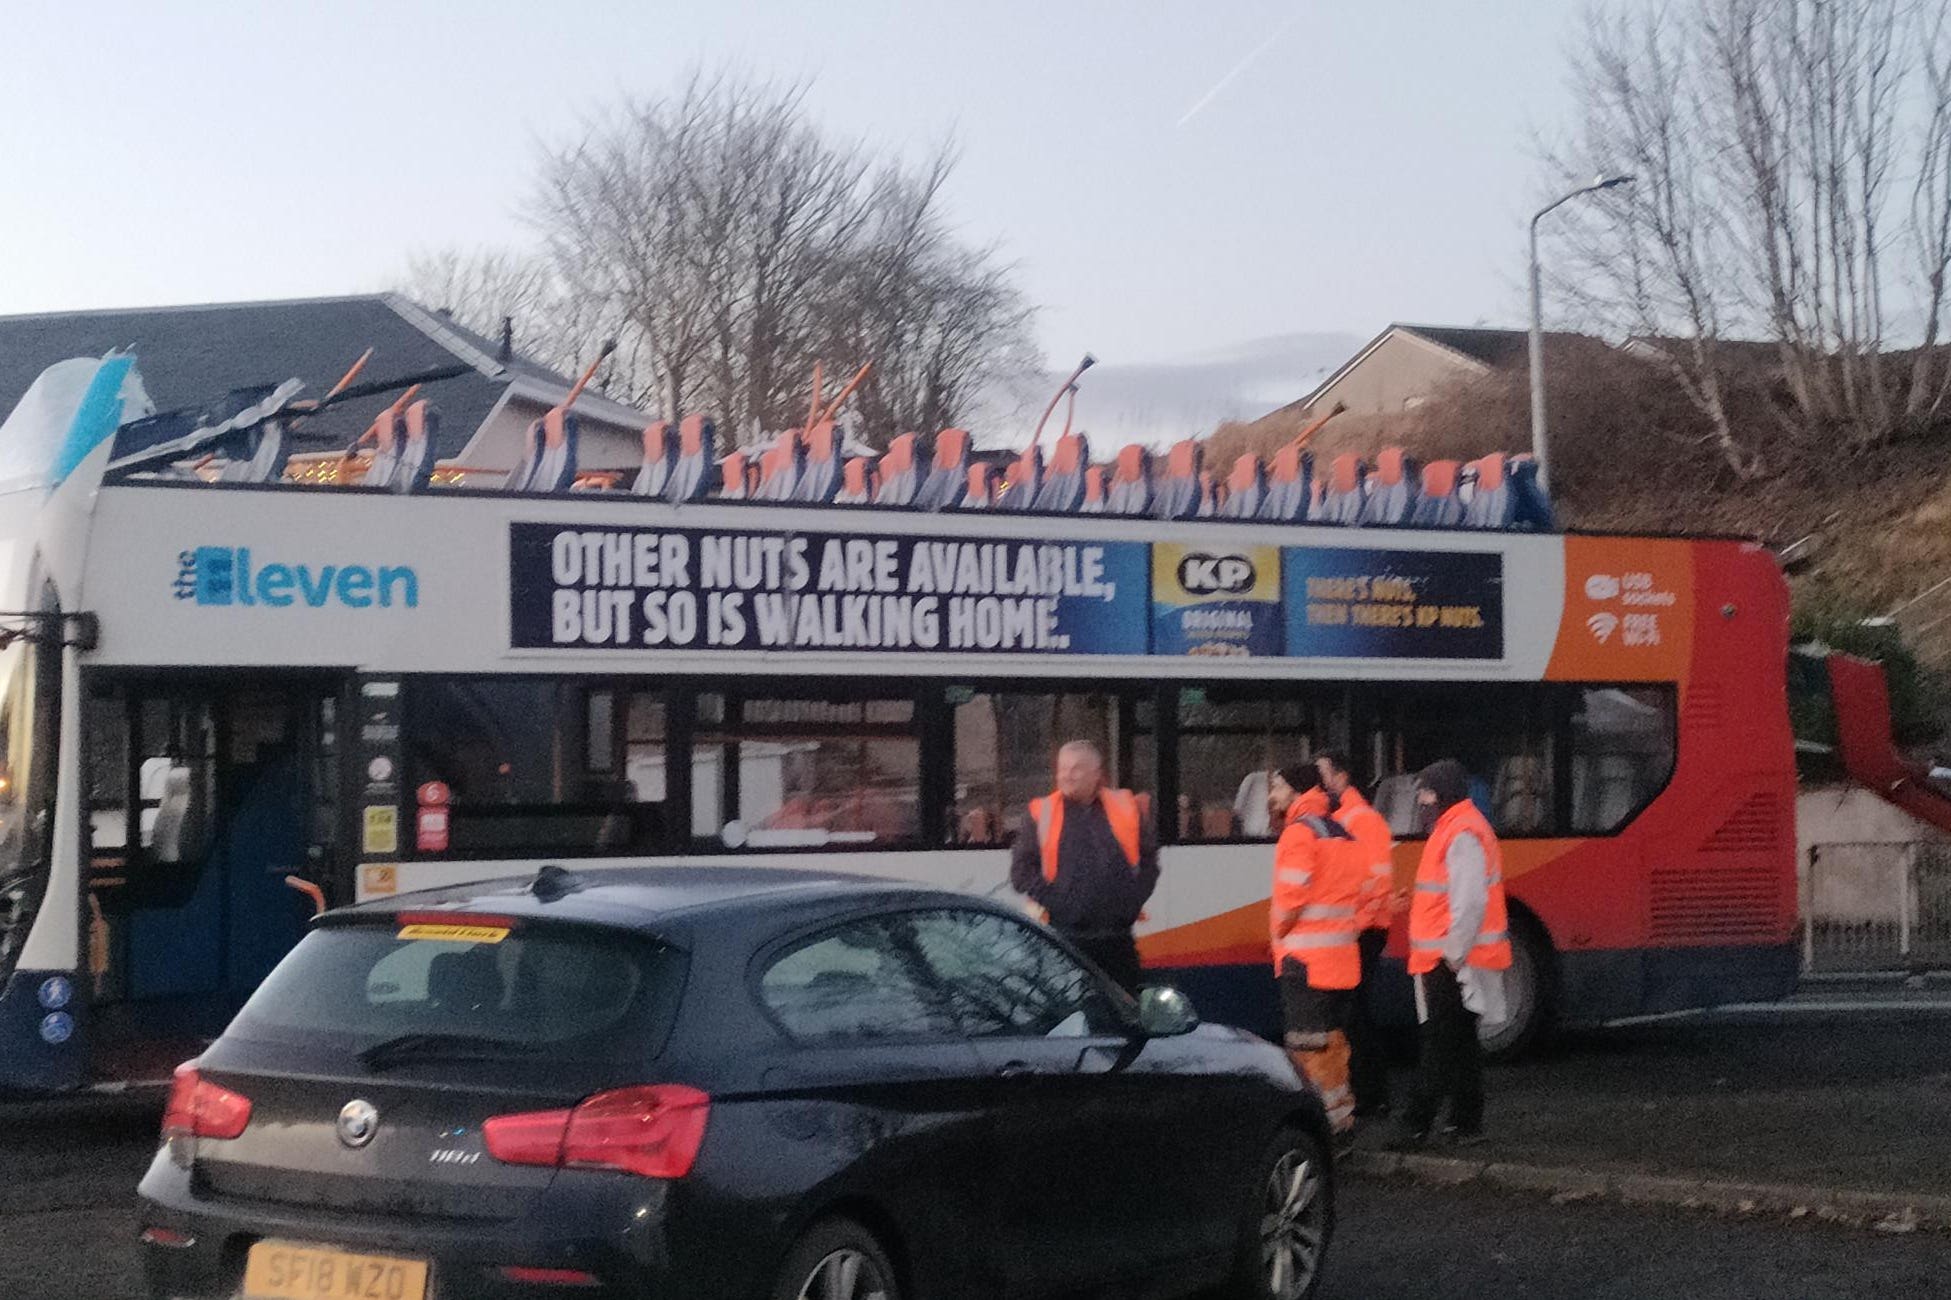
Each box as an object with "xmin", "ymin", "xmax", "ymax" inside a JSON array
[{"xmin": 227, "ymin": 919, "xmax": 686, "ymax": 1063}]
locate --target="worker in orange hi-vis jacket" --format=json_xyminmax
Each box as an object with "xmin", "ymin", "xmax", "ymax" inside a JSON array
[
  {"xmin": 1267, "ymin": 767, "xmax": 1363, "ymax": 1138},
  {"xmin": 1317, "ymin": 750, "xmax": 1400, "ymax": 1120},
  {"xmin": 1009, "ymin": 739, "xmax": 1159, "ymax": 994},
  {"xmin": 1391, "ymin": 759, "xmax": 1512, "ymax": 1151}
]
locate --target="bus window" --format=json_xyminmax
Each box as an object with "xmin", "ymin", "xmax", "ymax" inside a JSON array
[
  {"xmin": 310, "ymin": 695, "xmax": 339, "ymax": 868},
  {"xmin": 948, "ymin": 691, "xmax": 1154, "ymax": 846},
  {"xmin": 145, "ymin": 701, "xmax": 217, "ymax": 865},
  {"xmin": 693, "ymin": 692, "xmax": 920, "ymax": 849},
  {"xmin": 626, "ymin": 693, "xmax": 667, "ymax": 800},
  {"xmin": 1171, "ymin": 691, "xmax": 1315, "ymax": 841},
  {"xmin": 0, "ymin": 634, "xmax": 57, "ymax": 983},
  {"xmin": 584, "ymin": 689, "xmax": 668, "ymax": 800},
  {"xmin": 1571, "ymin": 686, "xmax": 1677, "ymax": 832},
  {"xmin": 85, "ymin": 691, "xmax": 217, "ymax": 876},
  {"xmin": 85, "ymin": 694, "xmax": 130, "ymax": 853},
  {"xmin": 81, "ymin": 687, "xmax": 219, "ymax": 1005},
  {"xmin": 1368, "ymin": 683, "xmax": 1557, "ymax": 837},
  {"xmin": 406, "ymin": 679, "xmax": 671, "ymax": 857},
  {"xmin": 586, "ymin": 690, "xmax": 618, "ymax": 775}
]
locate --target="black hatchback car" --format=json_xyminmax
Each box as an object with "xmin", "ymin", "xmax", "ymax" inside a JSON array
[{"xmin": 138, "ymin": 866, "xmax": 1333, "ymax": 1300}]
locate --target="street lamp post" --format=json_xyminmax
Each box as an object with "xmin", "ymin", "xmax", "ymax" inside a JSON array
[{"xmin": 1528, "ymin": 174, "xmax": 1633, "ymax": 494}]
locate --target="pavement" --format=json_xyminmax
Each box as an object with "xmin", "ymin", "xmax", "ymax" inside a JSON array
[
  {"xmin": 9, "ymin": 1138, "xmax": 1951, "ymax": 1300},
  {"xmin": 1330, "ymin": 977, "xmax": 1951, "ymax": 1236},
  {"xmin": 1323, "ymin": 1178, "xmax": 1951, "ymax": 1299},
  {"xmin": 0, "ymin": 1095, "xmax": 156, "ymax": 1300}
]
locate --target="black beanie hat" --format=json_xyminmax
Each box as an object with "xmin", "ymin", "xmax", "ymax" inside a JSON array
[
  {"xmin": 1416, "ymin": 759, "xmax": 1471, "ymax": 809},
  {"xmin": 1276, "ymin": 764, "xmax": 1316, "ymax": 793}
]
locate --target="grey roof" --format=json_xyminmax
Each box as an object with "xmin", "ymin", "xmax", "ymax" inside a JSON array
[
  {"xmin": 1622, "ymin": 334, "xmax": 1785, "ymax": 364},
  {"xmin": 0, "ymin": 293, "xmax": 643, "ymax": 461},
  {"xmin": 1288, "ymin": 321, "xmax": 1599, "ymax": 414},
  {"xmin": 1397, "ymin": 324, "xmax": 1541, "ymax": 368}
]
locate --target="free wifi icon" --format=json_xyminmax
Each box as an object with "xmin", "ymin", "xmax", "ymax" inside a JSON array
[{"xmin": 1586, "ymin": 612, "xmax": 1620, "ymax": 644}]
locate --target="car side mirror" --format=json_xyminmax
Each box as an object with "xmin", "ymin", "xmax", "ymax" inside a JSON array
[{"xmin": 1134, "ymin": 985, "xmax": 1199, "ymax": 1037}]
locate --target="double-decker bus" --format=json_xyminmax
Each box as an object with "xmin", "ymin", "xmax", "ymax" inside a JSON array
[{"xmin": 0, "ymin": 354, "xmax": 1800, "ymax": 1092}]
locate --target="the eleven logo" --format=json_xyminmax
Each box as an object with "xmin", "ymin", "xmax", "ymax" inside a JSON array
[
  {"xmin": 174, "ymin": 547, "xmax": 420, "ymax": 609},
  {"xmin": 1177, "ymin": 552, "xmax": 1257, "ymax": 595}
]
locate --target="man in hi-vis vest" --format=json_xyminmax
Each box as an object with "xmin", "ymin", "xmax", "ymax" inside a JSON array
[
  {"xmin": 1267, "ymin": 769, "xmax": 1362, "ymax": 1138},
  {"xmin": 1316, "ymin": 750, "xmax": 1399, "ymax": 1120},
  {"xmin": 1393, "ymin": 759, "xmax": 1511, "ymax": 1150},
  {"xmin": 1008, "ymin": 740, "xmax": 1159, "ymax": 993}
]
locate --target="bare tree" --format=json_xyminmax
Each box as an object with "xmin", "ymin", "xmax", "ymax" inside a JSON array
[
  {"xmin": 529, "ymin": 79, "xmax": 729, "ymax": 420},
  {"xmin": 811, "ymin": 148, "xmax": 1037, "ymax": 438},
  {"xmin": 1909, "ymin": 2, "xmax": 1951, "ymax": 420},
  {"xmin": 513, "ymin": 72, "xmax": 1034, "ymax": 446},
  {"xmin": 1547, "ymin": 0, "xmax": 1951, "ymax": 463},
  {"xmin": 1545, "ymin": 4, "xmax": 1759, "ymax": 476},
  {"xmin": 401, "ymin": 249, "xmax": 567, "ymax": 365},
  {"xmin": 1706, "ymin": 0, "xmax": 1908, "ymax": 442}
]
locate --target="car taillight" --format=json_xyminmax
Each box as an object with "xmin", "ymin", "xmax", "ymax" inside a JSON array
[
  {"xmin": 480, "ymin": 1105, "xmax": 573, "ymax": 1167},
  {"xmin": 484, "ymin": 1085, "xmax": 709, "ymax": 1179},
  {"xmin": 562, "ymin": 1085, "xmax": 711, "ymax": 1178},
  {"xmin": 161, "ymin": 1062, "xmax": 253, "ymax": 1141}
]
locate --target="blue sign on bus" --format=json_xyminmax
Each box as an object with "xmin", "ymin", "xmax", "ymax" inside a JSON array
[
  {"xmin": 511, "ymin": 523, "xmax": 1151, "ymax": 656},
  {"xmin": 1281, "ymin": 547, "xmax": 1504, "ymax": 660}
]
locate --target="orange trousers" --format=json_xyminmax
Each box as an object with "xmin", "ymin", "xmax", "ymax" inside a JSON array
[{"xmin": 1288, "ymin": 1032, "xmax": 1354, "ymax": 1134}]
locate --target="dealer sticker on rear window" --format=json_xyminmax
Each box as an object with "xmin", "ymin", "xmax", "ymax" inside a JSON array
[{"xmin": 396, "ymin": 923, "xmax": 510, "ymax": 944}]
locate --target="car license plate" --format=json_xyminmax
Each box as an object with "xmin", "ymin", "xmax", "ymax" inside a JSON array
[{"xmin": 243, "ymin": 1240, "xmax": 429, "ymax": 1300}]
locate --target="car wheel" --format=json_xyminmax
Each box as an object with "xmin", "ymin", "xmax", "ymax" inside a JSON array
[
  {"xmin": 1478, "ymin": 910, "xmax": 1556, "ymax": 1062},
  {"xmin": 1221, "ymin": 1127, "xmax": 1333, "ymax": 1300},
  {"xmin": 771, "ymin": 1217, "xmax": 899, "ymax": 1300}
]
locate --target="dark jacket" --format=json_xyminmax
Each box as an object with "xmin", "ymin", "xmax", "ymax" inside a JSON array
[{"xmin": 1008, "ymin": 793, "xmax": 1160, "ymax": 935}]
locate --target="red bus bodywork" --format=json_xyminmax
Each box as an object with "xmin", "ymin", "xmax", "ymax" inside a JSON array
[{"xmin": 1144, "ymin": 536, "xmax": 1800, "ymax": 1037}]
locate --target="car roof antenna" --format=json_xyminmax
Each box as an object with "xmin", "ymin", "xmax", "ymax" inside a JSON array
[{"xmin": 531, "ymin": 864, "xmax": 582, "ymax": 901}]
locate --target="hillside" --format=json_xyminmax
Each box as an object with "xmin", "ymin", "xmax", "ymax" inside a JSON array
[{"xmin": 1209, "ymin": 344, "xmax": 1951, "ymax": 666}]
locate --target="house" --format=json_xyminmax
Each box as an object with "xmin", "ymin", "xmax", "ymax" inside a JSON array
[
  {"xmin": 0, "ymin": 294, "xmax": 650, "ymax": 473},
  {"xmin": 1278, "ymin": 322, "xmax": 1595, "ymax": 422}
]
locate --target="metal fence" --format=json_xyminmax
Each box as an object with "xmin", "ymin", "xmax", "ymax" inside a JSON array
[{"xmin": 1803, "ymin": 840, "xmax": 1951, "ymax": 973}]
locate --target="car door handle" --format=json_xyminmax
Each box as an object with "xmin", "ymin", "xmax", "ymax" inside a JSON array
[{"xmin": 995, "ymin": 1060, "xmax": 1035, "ymax": 1078}]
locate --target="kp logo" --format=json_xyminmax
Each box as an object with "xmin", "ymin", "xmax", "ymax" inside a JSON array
[
  {"xmin": 1586, "ymin": 612, "xmax": 1620, "ymax": 644},
  {"xmin": 1177, "ymin": 553, "xmax": 1257, "ymax": 596}
]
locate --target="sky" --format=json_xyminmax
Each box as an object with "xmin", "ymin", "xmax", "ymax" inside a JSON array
[{"xmin": 1, "ymin": 1, "xmax": 1606, "ymax": 398}]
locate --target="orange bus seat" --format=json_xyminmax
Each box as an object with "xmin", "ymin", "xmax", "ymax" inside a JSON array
[
  {"xmin": 632, "ymin": 420, "xmax": 674, "ymax": 498},
  {"xmin": 1106, "ymin": 444, "xmax": 1153, "ymax": 516},
  {"xmin": 874, "ymin": 433, "xmax": 921, "ymax": 505},
  {"xmin": 914, "ymin": 428, "xmax": 970, "ymax": 510}
]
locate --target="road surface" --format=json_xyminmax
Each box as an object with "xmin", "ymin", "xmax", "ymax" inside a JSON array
[
  {"xmin": 8, "ymin": 983, "xmax": 1948, "ymax": 1298},
  {"xmin": 6, "ymin": 1114, "xmax": 1947, "ymax": 1300}
]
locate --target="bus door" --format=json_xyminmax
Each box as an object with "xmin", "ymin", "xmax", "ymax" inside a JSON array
[{"xmin": 83, "ymin": 675, "xmax": 344, "ymax": 1073}]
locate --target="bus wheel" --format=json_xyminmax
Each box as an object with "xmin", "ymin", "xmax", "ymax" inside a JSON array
[{"xmin": 1478, "ymin": 910, "xmax": 1555, "ymax": 1062}]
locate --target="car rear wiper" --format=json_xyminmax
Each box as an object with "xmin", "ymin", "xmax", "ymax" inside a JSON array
[{"xmin": 357, "ymin": 1031, "xmax": 543, "ymax": 1070}]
